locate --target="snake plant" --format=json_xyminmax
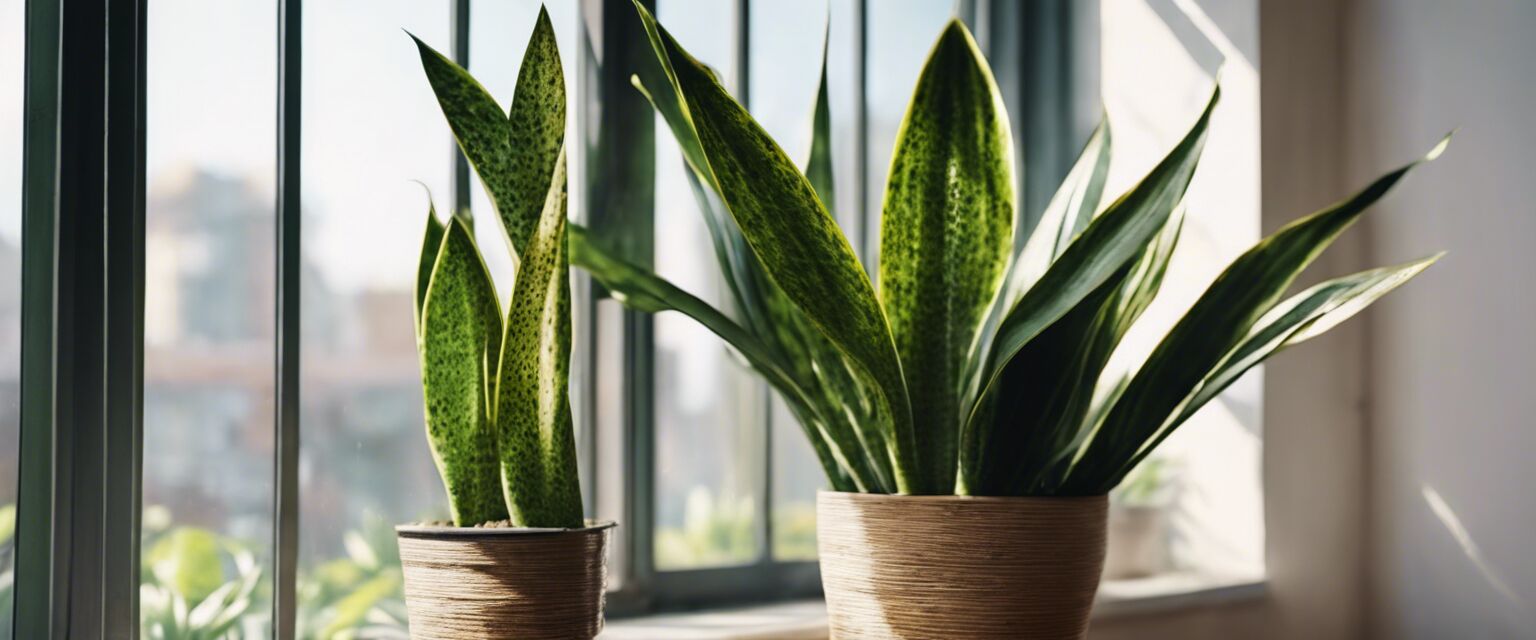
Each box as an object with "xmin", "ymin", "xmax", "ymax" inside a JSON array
[
  {"xmin": 409, "ymin": 7, "xmax": 582, "ymax": 528},
  {"xmin": 571, "ymin": 2, "xmax": 1446, "ymax": 496}
]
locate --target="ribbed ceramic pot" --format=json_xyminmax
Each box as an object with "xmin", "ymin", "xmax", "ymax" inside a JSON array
[
  {"xmin": 396, "ymin": 521, "xmax": 615, "ymax": 639},
  {"xmin": 818, "ymin": 492, "xmax": 1107, "ymax": 640}
]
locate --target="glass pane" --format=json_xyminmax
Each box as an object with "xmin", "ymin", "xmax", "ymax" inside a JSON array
[
  {"xmin": 142, "ymin": 0, "xmax": 277, "ymax": 635},
  {"xmin": 295, "ymin": 2, "xmax": 451, "ymax": 636},
  {"xmin": 0, "ymin": 0, "xmax": 22, "ymax": 628},
  {"xmin": 652, "ymin": 0, "xmax": 766, "ymax": 571},
  {"xmin": 747, "ymin": 0, "xmax": 835, "ymax": 562},
  {"xmin": 1097, "ymin": 0, "xmax": 1264, "ymax": 585}
]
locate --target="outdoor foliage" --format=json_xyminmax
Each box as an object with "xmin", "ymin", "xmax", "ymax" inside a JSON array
[
  {"xmin": 571, "ymin": 2, "xmax": 1446, "ymax": 496},
  {"xmin": 409, "ymin": 7, "xmax": 583, "ymax": 528}
]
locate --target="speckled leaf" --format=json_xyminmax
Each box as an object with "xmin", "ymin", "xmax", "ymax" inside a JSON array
[
  {"xmin": 411, "ymin": 7, "xmax": 565, "ymax": 256},
  {"xmin": 1063, "ymin": 136, "xmax": 1449, "ymax": 494},
  {"xmin": 633, "ymin": 1, "xmax": 922, "ymax": 492},
  {"xmin": 570, "ymin": 223, "xmax": 861, "ymax": 490},
  {"xmin": 419, "ymin": 218, "xmax": 508, "ymax": 526},
  {"xmin": 494, "ymin": 147, "xmax": 582, "ymax": 528},
  {"xmin": 878, "ymin": 20, "xmax": 1014, "ymax": 492}
]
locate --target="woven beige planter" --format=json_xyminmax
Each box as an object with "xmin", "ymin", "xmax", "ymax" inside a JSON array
[
  {"xmin": 818, "ymin": 492, "xmax": 1107, "ymax": 640},
  {"xmin": 396, "ymin": 521, "xmax": 615, "ymax": 639}
]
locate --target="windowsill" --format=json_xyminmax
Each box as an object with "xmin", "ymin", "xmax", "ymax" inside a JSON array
[{"xmin": 600, "ymin": 574, "xmax": 1268, "ymax": 639}]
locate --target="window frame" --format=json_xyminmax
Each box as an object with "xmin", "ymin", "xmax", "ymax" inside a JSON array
[{"xmin": 9, "ymin": 0, "xmax": 1102, "ymax": 635}]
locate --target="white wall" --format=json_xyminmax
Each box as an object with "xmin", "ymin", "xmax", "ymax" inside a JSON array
[
  {"xmin": 1098, "ymin": 1, "xmax": 1536, "ymax": 637},
  {"xmin": 1346, "ymin": 1, "xmax": 1536, "ymax": 637}
]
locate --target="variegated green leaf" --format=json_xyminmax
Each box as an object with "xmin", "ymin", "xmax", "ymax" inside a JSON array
[
  {"xmin": 411, "ymin": 6, "xmax": 564, "ymax": 256},
  {"xmin": 878, "ymin": 20, "xmax": 1014, "ymax": 492},
  {"xmin": 1063, "ymin": 136, "xmax": 1449, "ymax": 494},
  {"xmin": 806, "ymin": 26, "xmax": 835, "ymax": 210},
  {"xmin": 494, "ymin": 147, "xmax": 582, "ymax": 528},
  {"xmin": 964, "ymin": 88, "xmax": 1218, "ymax": 446},
  {"xmin": 570, "ymin": 223, "xmax": 866, "ymax": 491},
  {"xmin": 419, "ymin": 217, "xmax": 507, "ymax": 526},
  {"xmin": 1004, "ymin": 120, "xmax": 1112, "ymax": 310},
  {"xmin": 1109, "ymin": 253, "xmax": 1442, "ymax": 483},
  {"xmin": 632, "ymin": 1, "xmax": 922, "ymax": 492}
]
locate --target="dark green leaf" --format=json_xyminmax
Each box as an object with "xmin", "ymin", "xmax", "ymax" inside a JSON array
[
  {"xmin": 1114, "ymin": 253, "xmax": 1442, "ymax": 481},
  {"xmin": 963, "ymin": 88, "xmax": 1218, "ymax": 458},
  {"xmin": 570, "ymin": 223, "xmax": 871, "ymax": 491},
  {"xmin": 879, "ymin": 20, "xmax": 1014, "ymax": 492},
  {"xmin": 1064, "ymin": 136, "xmax": 1449, "ymax": 494},
  {"xmin": 1004, "ymin": 119, "xmax": 1112, "ymax": 309},
  {"xmin": 632, "ymin": 1, "xmax": 922, "ymax": 492}
]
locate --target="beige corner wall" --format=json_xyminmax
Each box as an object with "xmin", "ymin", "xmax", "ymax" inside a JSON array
[
  {"xmin": 1346, "ymin": 1, "xmax": 1536, "ymax": 637},
  {"xmin": 1092, "ymin": 1, "xmax": 1369, "ymax": 637}
]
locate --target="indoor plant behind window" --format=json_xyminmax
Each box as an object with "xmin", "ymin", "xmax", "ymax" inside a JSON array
[
  {"xmin": 397, "ymin": 8, "xmax": 611, "ymax": 639},
  {"xmin": 573, "ymin": 2, "xmax": 1447, "ymax": 638}
]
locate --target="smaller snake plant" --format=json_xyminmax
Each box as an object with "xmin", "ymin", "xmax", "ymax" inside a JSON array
[
  {"xmin": 408, "ymin": 7, "xmax": 582, "ymax": 528},
  {"xmin": 570, "ymin": 2, "xmax": 1447, "ymax": 497}
]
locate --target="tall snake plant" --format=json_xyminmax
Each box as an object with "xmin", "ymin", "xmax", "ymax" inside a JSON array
[
  {"xmin": 409, "ymin": 8, "xmax": 582, "ymax": 528},
  {"xmin": 572, "ymin": 2, "xmax": 1447, "ymax": 497}
]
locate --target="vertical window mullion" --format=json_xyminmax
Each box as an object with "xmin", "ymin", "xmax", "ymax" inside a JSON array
[
  {"xmin": 736, "ymin": 0, "xmax": 776, "ymax": 574},
  {"xmin": 272, "ymin": 0, "xmax": 302, "ymax": 636},
  {"xmin": 102, "ymin": 0, "xmax": 149, "ymax": 631},
  {"xmin": 16, "ymin": 0, "xmax": 147, "ymax": 634},
  {"xmin": 451, "ymin": 0, "xmax": 471, "ymax": 214},
  {"xmin": 582, "ymin": 0, "xmax": 659, "ymax": 612}
]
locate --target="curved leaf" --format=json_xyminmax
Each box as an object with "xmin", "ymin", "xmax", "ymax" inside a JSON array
[
  {"xmin": 1005, "ymin": 119, "xmax": 1112, "ymax": 309},
  {"xmin": 878, "ymin": 20, "xmax": 1014, "ymax": 491},
  {"xmin": 419, "ymin": 218, "xmax": 508, "ymax": 526},
  {"xmin": 415, "ymin": 199, "xmax": 445, "ymax": 336},
  {"xmin": 411, "ymin": 6, "xmax": 565, "ymax": 256},
  {"xmin": 570, "ymin": 223, "xmax": 870, "ymax": 491},
  {"xmin": 494, "ymin": 147, "xmax": 582, "ymax": 528},
  {"xmin": 964, "ymin": 87, "xmax": 1218, "ymax": 444},
  {"xmin": 632, "ymin": 1, "xmax": 922, "ymax": 492},
  {"xmin": 1064, "ymin": 136, "xmax": 1450, "ymax": 494},
  {"xmin": 1111, "ymin": 253, "xmax": 1442, "ymax": 482}
]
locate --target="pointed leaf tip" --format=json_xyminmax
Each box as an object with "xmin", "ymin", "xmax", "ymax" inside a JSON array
[{"xmin": 1425, "ymin": 132, "xmax": 1454, "ymax": 162}]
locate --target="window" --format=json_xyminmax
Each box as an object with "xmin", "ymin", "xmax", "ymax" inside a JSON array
[
  {"xmin": 11, "ymin": 0, "xmax": 1265, "ymax": 634},
  {"xmin": 141, "ymin": 0, "xmax": 277, "ymax": 635},
  {"xmin": 1096, "ymin": 0, "xmax": 1264, "ymax": 595}
]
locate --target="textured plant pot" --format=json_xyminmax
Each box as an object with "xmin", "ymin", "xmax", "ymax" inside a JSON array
[
  {"xmin": 396, "ymin": 521, "xmax": 615, "ymax": 639},
  {"xmin": 818, "ymin": 491, "xmax": 1108, "ymax": 640}
]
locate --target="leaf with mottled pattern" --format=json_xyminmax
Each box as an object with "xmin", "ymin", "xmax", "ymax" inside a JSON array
[
  {"xmin": 878, "ymin": 20, "xmax": 1014, "ymax": 492},
  {"xmin": 493, "ymin": 147, "xmax": 583, "ymax": 528},
  {"xmin": 632, "ymin": 1, "xmax": 922, "ymax": 492},
  {"xmin": 419, "ymin": 218, "xmax": 508, "ymax": 526},
  {"xmin": 410, "ymin": 6, "xmax": 564, "ymax": 257}
]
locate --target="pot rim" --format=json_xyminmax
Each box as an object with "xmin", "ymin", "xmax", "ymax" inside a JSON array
[
  {"xmin": 817, "ymin": 489, "xmax": 1107, "ymax": 504},
  {"xmin": 395, "ymin": 519, "xmax": 617, "ymax": 538}
]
